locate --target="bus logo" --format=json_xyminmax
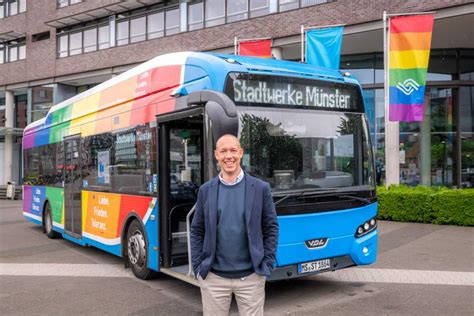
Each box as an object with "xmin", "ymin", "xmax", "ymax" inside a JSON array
[{"xmin": 305, "ymin": 238, "xmax": 328, "ymax": 249}]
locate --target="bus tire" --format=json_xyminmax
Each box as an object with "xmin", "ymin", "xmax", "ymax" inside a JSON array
[
  {"xmin": 126, "ymin": 220, "xmax": 154, "ymax": 280},
  {"xmin": 44, "ymin": 202, "xmax": 60, "ymax": 239}
]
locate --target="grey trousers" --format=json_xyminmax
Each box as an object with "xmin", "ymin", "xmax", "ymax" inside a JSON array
[{"xmin": 198, "ymin": 272, "xmax": 266, "ymax": 316}]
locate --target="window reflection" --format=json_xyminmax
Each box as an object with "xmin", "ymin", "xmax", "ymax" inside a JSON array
[
  {"xmin": 205, "ymin": 0, "xmax": 225, "ymax": 27},
  {"xmin": 238, "ymin": 107, "xmax": 374, "ymax": 191},
  {"xmin": 188, "ymin": 2, "xmax": 204, "ymax": 31},
  {"xmin": 130, "ymin": 16, "xmax": 147, "ymax": 43},
  {"xmin": 148, "ymin": 12, "xmax": 164, "ymax": 39},
  {"xmin": 227, "ymin": 0, "xmax": 248, "ymax": 23},
  {"xmin": 165, "ymin": 8, "xmax": 180, "ymax": 35},
  {"xmin": 250, "ymin": 0, "xmax": 269, "ymax": 18}
]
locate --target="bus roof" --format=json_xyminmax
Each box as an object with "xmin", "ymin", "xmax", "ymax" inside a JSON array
[{"xmin": 23, "ymin": 52, "xmax": 357, "ymax": 148}]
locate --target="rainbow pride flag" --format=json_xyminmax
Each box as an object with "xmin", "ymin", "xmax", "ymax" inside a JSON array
[{"xmin": 389, "ymin": 15, "xmax": 434, "ymax": 122}]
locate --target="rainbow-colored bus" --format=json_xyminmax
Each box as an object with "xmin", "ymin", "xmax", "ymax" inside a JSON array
[{"xmin": 23, "ymin": 52, "xmax": 378, "ymax": 283}]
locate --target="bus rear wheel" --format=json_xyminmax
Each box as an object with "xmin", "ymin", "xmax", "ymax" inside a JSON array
[
  {"xmin": 126, "ymin": 220, "xmax": 154, "ymax": 280},
  {"xmin": 44, "ymin": 202, "xmax": 60, "ymax": 239}
]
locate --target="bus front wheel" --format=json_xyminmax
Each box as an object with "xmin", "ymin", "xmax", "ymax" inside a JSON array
[
  {"xmin": 44, "ymin": 202, "xmax": 60, "ymax": 239},
  {"xmin": 126, "ymin": 220, "xmax": 154, "ymax": 280}
]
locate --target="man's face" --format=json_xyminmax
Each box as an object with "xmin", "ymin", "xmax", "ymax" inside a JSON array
[{"xmin": 214, "ymin": 135, "xmax": 243, "ymax": 176}]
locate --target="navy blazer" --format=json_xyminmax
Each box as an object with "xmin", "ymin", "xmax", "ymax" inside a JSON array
[{"xmin": 190, "ymin": 173, "xmax": 279, "ymax": 279}]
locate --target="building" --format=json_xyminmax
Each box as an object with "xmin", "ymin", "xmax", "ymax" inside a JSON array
[{"xmin": 1, "ymin": 0, "xmax": 473, "ymax": 188}]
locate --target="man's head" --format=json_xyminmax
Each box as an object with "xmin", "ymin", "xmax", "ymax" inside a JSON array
[{"xmin": 214, "ymin": 134, "xmax": 243, "ymax": 177}]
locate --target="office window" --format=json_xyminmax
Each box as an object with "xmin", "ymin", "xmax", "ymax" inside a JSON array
[
  {"xmin": 57, "ymin": 0, "xmax": 82, "ymax": 8},
  {"xmin": 130, "ymin": 16, "xmax": 146, "ymax": 43},
  {"xmin": 0, "ymin": 0, "xmax": 25, "ymax": 17},
  {"xmin": 279, "ymin": 0, "xmax": 299, "ymax": 12},
  {"xmin": 69, "ymin": 32, "xmax": 82, "ymax": 55},
  {"xmin": 9, "ymin": 0, "xmax": 18, "ymax": 15},
  {"xmin": 302, "ymin": 0, "xmax": 327, "ymax": 6},
  {"xmin": 98, "ymin": 25, "xmax": 110, "ymax": 50},
  {"xmin": 117, "ymin": 20, "xmax": 129, "ymax": 46},
  {"xmin": 1, "ymin": 38, "xmax": 25, "ymax": 62},
  {"xmin": 9, "ymin": 46, "xmax": 18, "ymax": 62},
  {"xmin": 188, "ymin": 2, "xmax": 204, "ymax": 31},
  {"xmin": 84, "ymin": 28, "xmax": 97, "ymax": 53},
  {"xmin": 205, "ymin": 0, "xmax": 225, "ymax": 27},
  {"xmin": 148, "ymin": 12, "xmax": 164, "ymax": 39},
  {"xmin": 250, "ymin": 0, "xmax": 269, "ymax": 18},
  {"xmin": 18, "ymin": 44, "xmax": 25, "ymax": 59},
  {"xmin": 19, "ymin": 0, "xmax": 25, "ymax": 12},
  {"xmin": 227, "ymin": 0, "xmax": 248, "ymax": 23},
  {"xmin": 165, "ymin": 8, "xmax": 180, "ymax": 35},
  {"xmin": 58, "ymin": 35, "xmax": 68, "ymax": 57}
]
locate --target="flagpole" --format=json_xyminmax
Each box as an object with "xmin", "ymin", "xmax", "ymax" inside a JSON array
[
  {"xmin": 234, "ymin": 36, "xmax": 238, "ymax": 55},
  {"xmin": 383, "ymin": 11, "xmax": 389, "ymax": 188},
  {"xmin": 301, "ymin": 24, "xmax": 305, "ymax": 62},
  {"xmin": 384, "ymin": 11, "xmax": 401, "ymax": 188}
]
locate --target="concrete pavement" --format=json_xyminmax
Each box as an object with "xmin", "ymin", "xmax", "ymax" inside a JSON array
[{"xmin": 1, "ymin": 200, "xmax": 473, "ymax": 315}]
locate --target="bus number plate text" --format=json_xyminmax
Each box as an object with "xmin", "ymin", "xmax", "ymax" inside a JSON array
[{"xmin": 298, "ymin": 259, "xmax": 331, "ymax": 274}]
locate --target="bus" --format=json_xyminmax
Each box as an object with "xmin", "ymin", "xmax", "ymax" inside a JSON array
[{"xmin": 22, "ymin": 52, "xmax": 378, "ymax": 284}]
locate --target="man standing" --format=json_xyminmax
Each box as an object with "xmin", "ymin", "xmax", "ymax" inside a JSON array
[{"xmin": 190, "ymin": 134, "xmax": 279, "ymax": 316}]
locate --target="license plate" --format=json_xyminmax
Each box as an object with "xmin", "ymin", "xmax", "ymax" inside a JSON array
[{"xmin": 298, "ymin": 259, "xmax": 331, "ymax": 274}]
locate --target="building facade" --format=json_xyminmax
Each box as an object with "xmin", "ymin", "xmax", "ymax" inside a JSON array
[{"xmin": 1, "ymin": 0, "xmax": 473, "ymax": 187}]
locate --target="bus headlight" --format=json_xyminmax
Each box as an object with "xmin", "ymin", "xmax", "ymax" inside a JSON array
[{"xmin": 355, "ymin": 217, "xmax": 377, "ymax": 238}]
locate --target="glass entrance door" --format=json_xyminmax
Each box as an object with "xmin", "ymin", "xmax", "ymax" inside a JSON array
[{"xmin": 64, "ymin": 137, "xmax": 82, "ymax": 237}]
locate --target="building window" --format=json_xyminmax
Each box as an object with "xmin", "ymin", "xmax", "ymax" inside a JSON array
[
  {"xmin": 69, "ymin": 31, "xmax": 83, "ymax": 55},
  {"xmin": 98, "ymin": 25, "xmax": 110, "ymax": 49},
  {"xmin": 130, "ymin": 16, "xmax": 147, "ymax": 43},
  {"xmin": 227, "ymin": 0, "xmax": 248, "ymax": 23},
  {"xmin": 31, "ymin": 86, "xmax": 54, "ymax": 122},
  {"xmin": 188, "ymin": 2, "xmax": 204, "ymax": 31},
  {"xmin": 205, "ymin": 0, "xmax": 225, "ymax": 27},
  {"xmin": 0, "ymin": 38, "xmax": 26, "ymax": 63},
  {"xmin": 116, "ymin": 20, "xmax": 130, "ymax": 46},
  {"xmin": 57, "ymin": 22, "xmax": 110, "ymax": 57},
  {"xmin": 83, "ymin": 28, "xmax": 97, "ymax": 52},
  {"xmin": 148, "ymin": 12, "xmax": 164, "ymax": 39},
  {"xmin": 0, "ymin": 44, "xmax": 4, "ymax": 63},
  {"xmin": 57, "ymin": 0, "xmax": 82, "ymax": 8},
  {"xmin": 250, "ymin": 0, "xmax": 270, "ymax": 18},
  {"xmin": 58, "ymin": 35, "xmax": 68, "ymax": 58},
  {"xmin": 279, "ymin": 0, "xmax": 299, "ymax": 12},
  {"xmin": 165, "ymin": 8, "xmax": 180, "ymax": 35},
  {"xmin": 0, "ymin": 0, "xmax": 26, "ymax": 18}
]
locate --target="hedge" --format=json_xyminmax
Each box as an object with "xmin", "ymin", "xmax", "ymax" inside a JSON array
[{"xmin": 376, "ymin": 185, "xmax": 474, "ymax": 226}]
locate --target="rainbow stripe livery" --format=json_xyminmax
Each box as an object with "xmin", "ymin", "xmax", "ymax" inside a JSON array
[{"xmin": 389, "ymin": 15, "xmax": 434, "ymax": 122}]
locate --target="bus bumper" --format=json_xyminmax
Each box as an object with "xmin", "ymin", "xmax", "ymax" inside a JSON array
[{"xmin": 268, "ymin": 229, "xmax": 378, "ymax": 281}]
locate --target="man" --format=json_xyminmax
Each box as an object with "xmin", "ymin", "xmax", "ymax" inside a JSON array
[{"xmin": 190, "ymin": 134, "xmax": 279, "ymax": 316}]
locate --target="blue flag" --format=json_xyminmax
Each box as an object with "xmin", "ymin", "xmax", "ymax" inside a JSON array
[{"xmin": 306, "ymin": 26, "xmax": 344, "ymax": 69}]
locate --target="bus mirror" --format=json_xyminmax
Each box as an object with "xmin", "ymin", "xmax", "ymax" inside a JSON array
[{"xmin": 205, "ymin": 101, "xmax": 239, "ymax": 144}]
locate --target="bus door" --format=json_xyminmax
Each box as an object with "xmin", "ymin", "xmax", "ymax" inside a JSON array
[
  {"xmin": 63, "ymin": 136, "xmax": 82, "ymax": 238},
  {"xmin": 158, "ymin": 108, "xmax": 204, "ymax": 269}
]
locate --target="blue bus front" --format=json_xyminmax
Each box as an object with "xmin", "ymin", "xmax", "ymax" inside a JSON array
[{"xmin": 224, "ymin": 72, "xmax": 378, "ymax": 280}]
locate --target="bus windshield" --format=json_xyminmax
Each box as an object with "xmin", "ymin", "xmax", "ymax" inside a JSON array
[
  {"xmin": 237, "ymin": 106, "xmax": 375, "ymax": 193},
  {"xmin": 224, "ymin": 72, "xmax": 375, "ymax": 194}
]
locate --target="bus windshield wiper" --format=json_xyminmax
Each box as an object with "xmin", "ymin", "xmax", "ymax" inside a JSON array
[
  {"xmin": 272, "ymin": 188, "xmax": 341, "ymax": 206},
  {"xmin": 295, "ymin": 191, "xmax": 372, "ymax": 205}
]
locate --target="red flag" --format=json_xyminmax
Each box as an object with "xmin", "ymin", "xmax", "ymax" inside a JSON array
[{"xmin": 238, "ymin": 39, "xmax": 272, "ymax": 58}]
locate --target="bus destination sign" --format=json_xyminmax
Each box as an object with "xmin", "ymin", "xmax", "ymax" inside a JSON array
[{"xmin": 227, "ymin": 74, "xmax": 362, "ymax": 112}]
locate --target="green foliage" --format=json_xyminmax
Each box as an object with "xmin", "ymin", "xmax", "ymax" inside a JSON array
[{"xmin": 376, "ymin": 185, "xmax": 474, "ymax": 226}]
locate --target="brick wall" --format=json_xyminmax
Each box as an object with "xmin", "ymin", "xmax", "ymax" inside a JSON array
[{"xmin": 0, "ymin": 0, "xmax": 471, "ymax": 86}]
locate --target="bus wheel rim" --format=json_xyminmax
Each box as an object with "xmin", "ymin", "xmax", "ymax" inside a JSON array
[
  {"xmin": 45, "ymin": 209, "xmax": 51, "ymax": 233},
  {"xmin": 128, "ymin": 230, "xmax": 146, "ymax": 267}
]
